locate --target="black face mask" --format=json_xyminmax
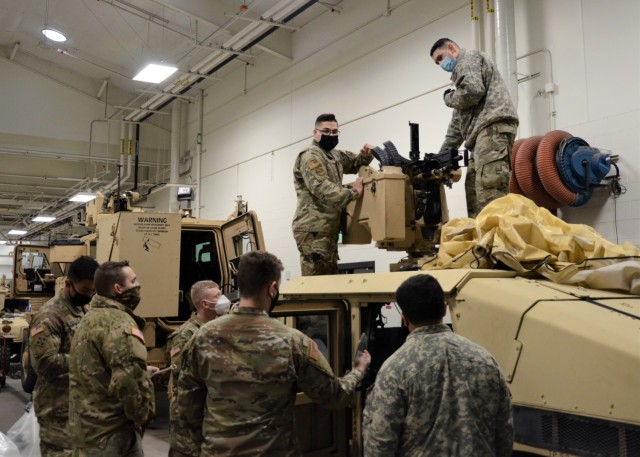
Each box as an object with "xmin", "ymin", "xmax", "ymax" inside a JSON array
[
  {"xmin": 69, "ymin": 282, "xmax": 92, "ymax": 308},
  {"xmin": 268, "ymin": 287, "xmax": 280, "ymax": 315},
  {"xmin": 318, "ymin": 134, "xmax": 339, "ymax": 151}
]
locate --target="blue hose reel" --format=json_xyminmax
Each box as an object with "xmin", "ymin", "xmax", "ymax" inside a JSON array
[{"xmin": 556, "ymin": 136, "xmax": 613, "ymax": 206}]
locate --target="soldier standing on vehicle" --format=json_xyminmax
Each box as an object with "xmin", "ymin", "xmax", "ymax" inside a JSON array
[
  {"xmin": 363, "ymin": 274, "xmax": 513, "ymax": 456},
  {"xmin": 167, "ymin": 280, "xmax": 227, "ymax": 457},
  {"xmin": 177, "ymin": 250, "xmax": 371, "ymax": 456},
  {"xmin": 69, "ymin": 261, "xmax": 156, "ymax": 457},
  {"xmin": 29, "ymin": 256, "xmax": 99, "ymax": 457},
  {"xmin": 292, "ymin": 113, "xmax": 375, "ymax": 276},
  {"xmin": 431, "ymin": 38, "xmax": 519, "ymax": 218}
]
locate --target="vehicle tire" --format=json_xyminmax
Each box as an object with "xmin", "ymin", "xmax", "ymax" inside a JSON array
[
  {"xmin": 0, "ymin": 336, "xmax": 11, "ymax": 388},
  {"xmin": 20, "ymin": 328, "xmax": 37, "ymax": 394}
]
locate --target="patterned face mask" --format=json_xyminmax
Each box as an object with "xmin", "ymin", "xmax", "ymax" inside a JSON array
[{"xmin": 115, "ymin": 285, "xmax": 142, "ymax": 311}]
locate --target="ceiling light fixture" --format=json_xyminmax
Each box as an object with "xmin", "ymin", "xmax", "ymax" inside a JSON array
[
  {"xmin": 8, "ymin": 230, "xmax": 27, "ymax": 236},
  {"xmin": 0, "ymin": 241, "xmax": 7, "ymax": 245},
  {"xmin": 42, "ymin": 0, "xmax": 67, "ymax": 43},
  {"xmin": 69, "ymin": 192, "xmax": 96, "ymax": 203},
  {"xmin": 42, "ymin": 28, "xmax": 67, "ymax": 42},
  {"xmin": 33, "ymin": 216, "xmax": 56, "ymax": 223},
  {"xmin": 133, "ymin": 63, "xmax": 178, "ymax": 84}
]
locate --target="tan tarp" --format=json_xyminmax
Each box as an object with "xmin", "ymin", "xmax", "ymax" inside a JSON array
[{"xmin": 425, "ymin": 194, "xmax": 640, "ymax": 294}]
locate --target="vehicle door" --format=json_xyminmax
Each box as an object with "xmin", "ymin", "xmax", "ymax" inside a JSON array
[{"xmin": 272, "ymin": 300, "xmax": 351, "ymax": 457}]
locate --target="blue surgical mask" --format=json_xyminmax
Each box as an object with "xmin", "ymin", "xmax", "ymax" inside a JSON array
[{"xmin": 441, "ymin": 56, "xmax": 457, "ymax": 72}]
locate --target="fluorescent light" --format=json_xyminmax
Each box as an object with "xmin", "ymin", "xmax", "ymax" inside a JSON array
[
  {"xmin": 133, "ymin": 63, "xmax": 178, "ymax": 84},
  {"xmin": 0, "ymin": 241, "xmax": 7, "ymax": 245},
  {"xmin": 8, "ymin": 230, "xmax": 27, "ymax": 235},
  {"xmin": 33, "ymin": 216, "xmax": 56, "ymax": 223},
  {"xmin": 42, "ymin": 28, "xmax": 67, "ymax": 42},
  {"xmin": 69, "ymin": 192, "xmax": 96, "ymax": 203}
]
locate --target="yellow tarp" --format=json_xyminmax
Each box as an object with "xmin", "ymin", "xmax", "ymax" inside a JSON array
[{"xmin": 426, "ymin": 194, "xmax": 640, "ymax": 294}]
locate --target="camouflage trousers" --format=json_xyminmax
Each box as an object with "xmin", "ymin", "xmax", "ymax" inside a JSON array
[
  {"xmin": 465, "ymin": 120, "xmax": 517, "ymax": 218},
  {"xmin": 39, "ymin": 417, "xmax": 72, "ymax": 457},
  {"xmin": 40, "ymin": 441, "xmax": 72, "ymax": 457},
  {"xmin": 293, "ymin": 231, "xmax": 339, "ymax": 276},
  {"xmin": 73, "ymin": 427, "xmax": 142, "ymax": 457}
]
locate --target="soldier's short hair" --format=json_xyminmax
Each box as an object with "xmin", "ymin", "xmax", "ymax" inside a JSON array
[
  {"xmin": 190, "ymin": 280, "xmax": 220, "ymax": 309},
  {"xmin": 430, "ymin": 38, "xmax": 458, "ymax": 57},
  {"xmin": 94, "ymin": 261, "xmax": 130, "ymax": 297},
  {"xmin": 67, "ymin": 256, "xmax": 99, "ymax": 283},
  {"xmin": 395, "ymin": 274, "xmax": 446, "ymax": 324},
  {"xmin": 315, "ymin": 113, "xmax": 337, "ymax": 127},
  {"xmin": 237, "ymin": 251, "xmax": 283, "ymax": 299}
]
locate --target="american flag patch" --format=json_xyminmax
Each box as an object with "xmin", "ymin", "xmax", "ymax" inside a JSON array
[
  {"xmin": 130, "ymin": 326, "xmax": 145, "ymax": 343},
  {"xmin": 170, "ymin": 346, "xmax": 181, "ymax": 358},
  {"xmin": 30, "ymin": 325, "xmax": 45, "ymax": 337}
]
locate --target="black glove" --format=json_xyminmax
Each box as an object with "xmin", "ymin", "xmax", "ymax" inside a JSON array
[{"xmin": 444, "ymin": 88, "xmax": 455, "ymax": 101}]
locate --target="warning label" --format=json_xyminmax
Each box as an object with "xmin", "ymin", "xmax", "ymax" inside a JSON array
[{"xmin": 133, "ymin": 216, "xmax": 170, "ymax": 236}]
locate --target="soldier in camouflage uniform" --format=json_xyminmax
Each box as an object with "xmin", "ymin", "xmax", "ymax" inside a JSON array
[
  {"xmin": 69, "ymin": 261, "xmax": 156, "ymax": 457},
  {"xmin": 363, "ymin": 274, "xmax": 513, "ymax": 456},
  {"xmin": 177, "ymin": 251, "xmax": 371, "ymax": 456},
  {"xmin": 167, "ymin": 280, "xmax": 223, "ymax": 457},
  {"xmin": 292, "ymin": 113, "xmax": 374, "ymax": 276},
  {"xmin": 29, "ymin": 256, "xmax": 99, "ymax": 457},
  {"xmin": 431, "ymin": 38, "xmax": 519, "ymax": 218}
]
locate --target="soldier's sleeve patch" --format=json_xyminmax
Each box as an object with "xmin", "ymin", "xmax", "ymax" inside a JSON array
[
  {"xmin": 130, "ymin": 326, "xmax": 145, "ymax": 344},
  {"xmin": 307, "ymin": 158, "xmax": 321, "ymax": 170},
  {"xmin": 170, "ymin": 345, "xmax": 181, "ymax": 358},
  {"xmin": 30, "ymin": 325, "xmax": 46, "ymax": 337}
]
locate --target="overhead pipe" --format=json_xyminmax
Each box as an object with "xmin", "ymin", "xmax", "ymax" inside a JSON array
[
  {"xmin": 170, "ymin": 102, "xmax": 181, "ymax": 184},
  {"xmin": 495, "ymin": 0, "xmax": 518, "ymax": 109},
  {"xmin": 483, "ymin": 0, "xmax": 496, "ymax": 60},
  {"xmin": 134, "ymin": 124, "xmax": 140, "ymax": 191},
  {"xmin": 136, "ymin": 0, "xmax": 319, "ymax": 123},
  {"xmin": 471, "ymin": 0, "xmax": 482, "ymax": 51},
  {"xmin": 195, "ymin": 89, "xmax": 204, "ymax": 218}
]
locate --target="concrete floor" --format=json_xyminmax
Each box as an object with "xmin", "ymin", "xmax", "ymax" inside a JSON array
[{"xmin": 1, "ymin": 366, "xmax": 170, "ymax": 456}]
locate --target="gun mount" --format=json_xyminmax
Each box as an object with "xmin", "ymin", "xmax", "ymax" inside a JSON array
[{"xmin": 343, "ymin": 122, "xmax": 462, "ymax": 268}]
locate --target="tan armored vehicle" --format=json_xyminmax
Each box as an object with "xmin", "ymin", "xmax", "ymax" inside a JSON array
[
  {"xmin": 278, "ymin": 126, "xmax": 640, "ymax": 457},
  {"xmin": 15, "ymin": 194, "xmax": 265, "ymax": 390}
]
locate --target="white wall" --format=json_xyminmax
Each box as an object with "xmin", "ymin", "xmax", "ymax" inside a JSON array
[{"xmin": 186, "ymin": 0, "xmax": 640, "ymax": 282}]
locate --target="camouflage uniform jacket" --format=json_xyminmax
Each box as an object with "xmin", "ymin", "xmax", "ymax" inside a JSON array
[
  {"xmin": 439, "ymin": 48, "xmax": 518, "ymax": 153},
  {"xmin": 363, "ymin": 325, "xmax": 513, "ymax": 457},
  {"xmin": 68, "ymin": 294, "xmax": 155, "ymax": 449},
  {"xmin": 292, "ymin": 141, "xmax": 373, "ymax": 234},
  {"xmin": 29, "ymin": 292, "xmax": 84, "ymax": 448},
  {"xmin": 177, "ymin": 306, "xmax": 363, "ymax": 457},
  {"xmin": 167, "ymin": 314, "xmax": 203, "ymax": 455}
]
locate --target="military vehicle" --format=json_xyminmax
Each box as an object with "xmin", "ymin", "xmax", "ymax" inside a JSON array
[
  {"xmin": 277, "ymin": 125, "xmax": 639, "ymax": 457},
  {"xmin": 14, "ymin": 192, "xmax": 265, "ymax": 390},
  {"xmin": 0, "ymin": 243, "xmax": 71, "ymax": 389}
]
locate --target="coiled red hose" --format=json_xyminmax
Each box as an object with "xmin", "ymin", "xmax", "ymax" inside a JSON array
[
  {"xmin": 536, "ymin": 130, "xmax": 578, "ymax": 206},
  {"xmin": 514, "ymin": 136, "xmax": 563, "ymax": 209},
  {"xmin": 509, "ymin": 139, "xmax": 525, "ymax": 194}
]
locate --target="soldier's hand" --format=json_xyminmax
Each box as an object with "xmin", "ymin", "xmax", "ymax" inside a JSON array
[
  {"xmin": 353, "ymin": 349, "xmax": 371, "ymax": 373},
  {"xmin": 360, "ymin": 144, "xmax": 374, "ymax": 156},
  {"xmin": 352, "ymin": 177, "xmax": 364, "ymax": 196},
  {"xmin": 147, "ymin": 365, "xmax": 160, "ymax": 376},
  {"xmin": 443, "ymin": 88, "xmax": 455, "ymax": 101}
]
